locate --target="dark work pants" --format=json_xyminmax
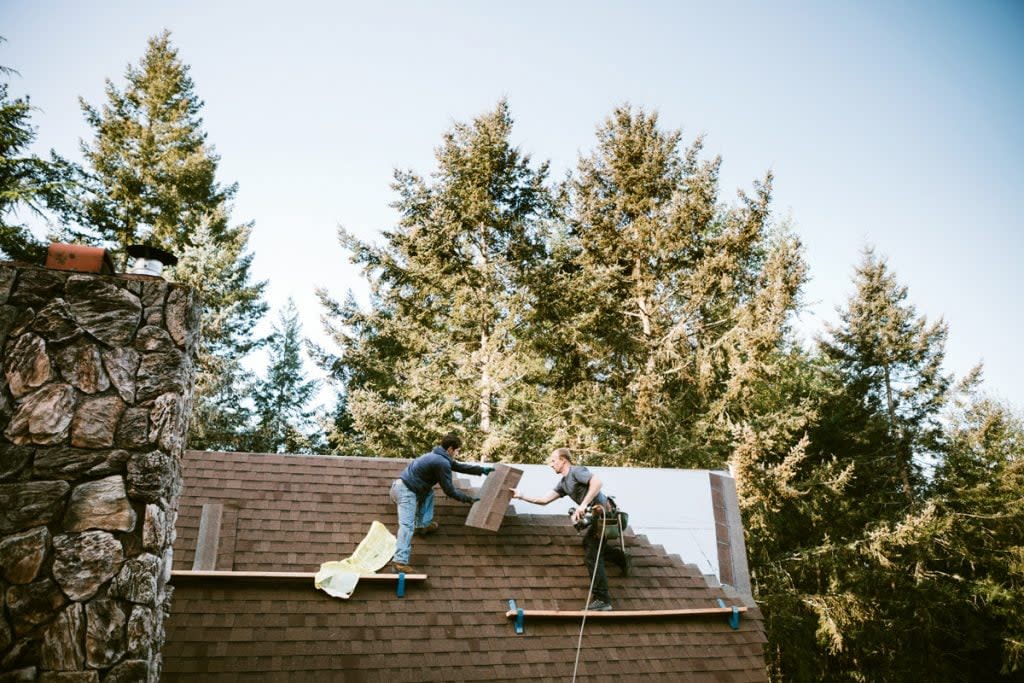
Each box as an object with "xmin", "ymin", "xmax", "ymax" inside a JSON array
[{"xmin": 582, "ymin": 525, "xmax": 628, "ymax": 603}]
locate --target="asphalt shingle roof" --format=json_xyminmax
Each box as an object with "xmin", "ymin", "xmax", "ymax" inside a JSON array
[{"xmin": 163, "ymin": 450, "xmax": 768, "ymax": 682}]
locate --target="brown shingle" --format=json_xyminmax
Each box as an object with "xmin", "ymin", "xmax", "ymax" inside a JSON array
[
  {"xmin": 163, "ymin": 450, "xmax": 767, "ymax": 681},
  {"xmin": 464, "ymin": 463, "xmax": 522, "ymax": 531}
]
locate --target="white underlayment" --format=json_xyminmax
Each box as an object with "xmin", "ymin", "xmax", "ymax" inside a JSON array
[{"xmin": 463, "ymin": 464, "xmax": 721, "ymax": 578}]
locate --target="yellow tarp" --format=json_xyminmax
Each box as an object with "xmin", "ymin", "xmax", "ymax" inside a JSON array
[{"xmin": 314, "ymin": 520, "xmax": 397, "ymax": 599}]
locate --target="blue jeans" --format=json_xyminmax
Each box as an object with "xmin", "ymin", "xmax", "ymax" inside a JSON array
[{"xmin": 390, "ymin": 479, "xmax": 434, "ymax": 564}]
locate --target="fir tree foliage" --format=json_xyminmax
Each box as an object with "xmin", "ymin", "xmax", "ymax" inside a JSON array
[
  {"xmin": 553, "ymin": 104, "xmax": 805, "ymax": 467},
  {"xmin": 797, "ymin": 394, "xmax": 1024, "ymax": 682},
  {"xmin": 819, "ymin": 246, "xmax": 951, "ymax": 502},
  {"xmin": 740, "ymin": 251, "xmax": 1018, "ymax": 682},
  {"xmin": 0, "ymin": 38, "xmax": 77, "ymax": 261},
  {"xmin": 317, "ymin": 100, "xmax": 554, "ymax": 460},
  {"xmin": 76, "ymin": 30, "xmax": 232, "ymax": 260},
  {"xmin": 168, "ymin": 216, "xmax": 266, "ymax": 449},
  {"xmin": 929, "ymin": 397, "xmax": 1024, "ymax": 676},
  {"xmin": 249, "ymin": 298, "xmax": 322, "ymax": 454},
  {"xmin": 74, "ymin": 31, "xmax": 267, "ymax": 449}
]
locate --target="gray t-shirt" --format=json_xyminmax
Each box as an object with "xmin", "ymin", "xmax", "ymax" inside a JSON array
[{"xmin": 554, "ymin": 466, "xmax": 609, "ymax": 507}]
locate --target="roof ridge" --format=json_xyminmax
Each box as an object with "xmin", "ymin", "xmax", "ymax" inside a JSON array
[
  {"xmin": 185, "ymin": 450, "xmax": 415, "ymax": 464},
  {"xmin": 184, "ymin": 450, "xmax": 738, "ymax": 475}
]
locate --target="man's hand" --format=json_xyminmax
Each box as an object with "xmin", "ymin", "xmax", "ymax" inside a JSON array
[
  {"xmin": 482, "ymin": 466, "xmax": 496, "ymax": 475},
  {"xmin": 509, "ymin": 488, "xmax": 520, "ymax": 500},
  {"xmin": 571, "ymin": 507, "xmax": 585, "ymax": 523}
]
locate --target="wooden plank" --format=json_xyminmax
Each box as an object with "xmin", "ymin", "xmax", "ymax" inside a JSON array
[
  {"xmin": 171, "ymin": 570, "xmax": 427, "ymax": 581},
  {"xmin": 504, "ymin": 606, "xmax": 747, "ymax": 618},
  {"xmin": 215, "ymin": 502, "xmax": 241, "ymax": 571},
  {"xmin": 192, "ymin": 503, "xmax": 223, "ymax": 570}
]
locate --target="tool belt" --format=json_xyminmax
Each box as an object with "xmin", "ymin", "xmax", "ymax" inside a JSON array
[
  {"xmin": 601, "ymin": 497, "xmax": 629, "ymax": 541},
  {"xmin": 585, "ymin": 498, "xmax": 629, "ymax": 541}
]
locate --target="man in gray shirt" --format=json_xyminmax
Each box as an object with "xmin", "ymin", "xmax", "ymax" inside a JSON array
[{"xmin": 511, "ymin": 447, "xmax": 630, "ymax": 610}]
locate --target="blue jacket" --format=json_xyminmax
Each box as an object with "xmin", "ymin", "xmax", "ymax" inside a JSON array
[{"xmin": 399, "ymin": 446, "xmax": 486, "ymax": 503}]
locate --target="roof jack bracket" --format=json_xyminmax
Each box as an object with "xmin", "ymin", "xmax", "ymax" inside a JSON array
[
  {"xmin": 396, "ymin": 572, "xmax": 406, "ymax": 598},
  {"xmin": 508, "ymin": 599, "xmax": 525, "ymax": 634},
  {"xmin": 717, "ymin": 598, "xmax": 741, "ymax": 629}
]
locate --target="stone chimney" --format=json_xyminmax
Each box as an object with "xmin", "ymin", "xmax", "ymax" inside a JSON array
[{"xmin": 0, "ymin": 262, "xmax": 199, "ymax": 682}]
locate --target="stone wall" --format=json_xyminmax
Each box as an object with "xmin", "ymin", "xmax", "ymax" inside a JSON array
[{"xmin": 0, "ymin": 262, "xmax": 199, "ymax": 683}]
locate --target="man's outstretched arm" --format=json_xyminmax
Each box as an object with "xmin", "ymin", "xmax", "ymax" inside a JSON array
[{"xmin": 510, "ymin": 489, "xmax": 560, "ymax": 506}]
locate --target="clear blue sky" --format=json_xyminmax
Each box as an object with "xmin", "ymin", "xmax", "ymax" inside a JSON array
[{"xmin": 5, "ymin": 0, "xmax": 1023, "ymax": 409}]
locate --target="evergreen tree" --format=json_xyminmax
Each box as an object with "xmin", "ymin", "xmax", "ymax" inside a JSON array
[
  {"xmin": 0, "ymin": 40, "xmax": 77, "ymax": 261},
  {"xmin": 168, "ymin": 216, "xmax": 265, "ymax": 449},
  {"xmin": 76, "ymin": 30, "xmax": 231, "ymax": 260},
  {"xmin": 717, "ymin": 343, "xmax": 1020, "ymax": 681},
  {"xmin": 730, "ymin": 360, "xmax": 848, "ymax": 682},
  {"xmin": 819, "ymin": 247, "xmax": 951, "ymax": 506},
  {"xmin": 317, "ymin": 100, "xmax": 554, "ymax": 459},
  {"xmin": 75, "ymin": 31, "xmax": 267, "ymax": 449},
  {"xmin": 249, "ymin": 298, "xmax": 321, "ymax": 453},
  {"xmin": 319, "ymin": 390, "xmax": 358, "ymax": 454},
  {"xmin": 308, "ymin": 290, "xmax": 384, "ymax": 455},
  {"xmin": 927, "ymin": 397, "xmax": 1024, "ymax": 677},
  {"xmin": 744, "ymin": 249, "xmax": 969, "ymax": 681},
  {"xmin": 797, "ymin": 388, "xmax": 1021, "ymax": 682},
  {"xmin": 553, "ymin": 104, "xmax": 805, "ymax": 467}
]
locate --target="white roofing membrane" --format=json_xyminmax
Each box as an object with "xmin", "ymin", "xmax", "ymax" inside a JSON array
[{"xmin": 464, "ymin": 464, "xmax": 723, "ymax": 579}]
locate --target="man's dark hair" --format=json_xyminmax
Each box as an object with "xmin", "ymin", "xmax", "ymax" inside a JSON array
[{"xmin": 440, "ymin": 433, "xmax": 462, "ymax": 451}]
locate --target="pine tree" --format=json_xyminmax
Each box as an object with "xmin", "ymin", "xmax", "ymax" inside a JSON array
[
  {"xmin": 167, "ymin": 216, "xmax": 265, "ymax": 449},
  {"xmin": 743, "ymin": 249, "xmax": 966, "ymax": 681},
  {"xmin": 75, "ymin": 31, "xmax": 267, "ymax": 449},
  {"xmin": 553, "ymin": 104, "xmax": 805, "ymax": 467},
  {"xmin": 76, "ymin": 30, "xmax": 231, "ymax": 260},
  {"xmin": 0, "ymin": 40, "xmax": 77, "ymax": 261},
  {"xmin": 928, "ymin": 397, "xmax": 1024, "ymax": 677},
  {"xmin": 819, "ymin": 247, "xmax": 951, "ymax": 505},
  {"xmin": 249, "ymin": 298, "xmax": 321, "ymax": 453},
  {"xmin": 317, "ymin": 100, "xmax": 554, "ymax": 460},
  {"xmin": 724, "ymin": 320, "xmax": 852, "ymax": 681}
]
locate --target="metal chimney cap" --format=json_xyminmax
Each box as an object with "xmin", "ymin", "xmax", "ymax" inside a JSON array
[{"xmin": 126, "ymin": 244, "xmax": 178, "ymax": 266}]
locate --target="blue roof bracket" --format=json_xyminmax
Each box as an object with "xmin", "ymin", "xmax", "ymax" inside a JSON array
[
  {"xmin": 717, "ymin": 598, "xmax": 741, "ymax": 629},
  {"xmin": 508, "ymin": 599, "xmax": 525, "ymax": 634}
]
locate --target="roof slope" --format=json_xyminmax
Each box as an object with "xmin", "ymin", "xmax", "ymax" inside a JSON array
[{"xmin": 163, "ymin": 451, "xmax": 767, "ymax": 682}]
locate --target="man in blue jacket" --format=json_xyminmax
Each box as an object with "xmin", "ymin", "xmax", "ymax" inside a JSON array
[{"xmin": 389, "ymin": 433, "xmax": 494, "ymax": 574}]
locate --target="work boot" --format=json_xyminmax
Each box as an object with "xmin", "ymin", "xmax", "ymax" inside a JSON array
[
  {"xmin": 586, "ymin": 599, "xmax": 613, "ymax": 611},
  {"xmin": 414, "ymin": 521, "xmax": 439, "ymax": 536},
  {"xmin": 391, "ymin": 562, "xmax": 417, "ymax": 574}
]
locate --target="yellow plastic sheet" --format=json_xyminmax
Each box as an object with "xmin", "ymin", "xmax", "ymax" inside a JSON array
[{"xmin": 314, "ymin": 520, "xmax": 397, "ymax": 599}]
